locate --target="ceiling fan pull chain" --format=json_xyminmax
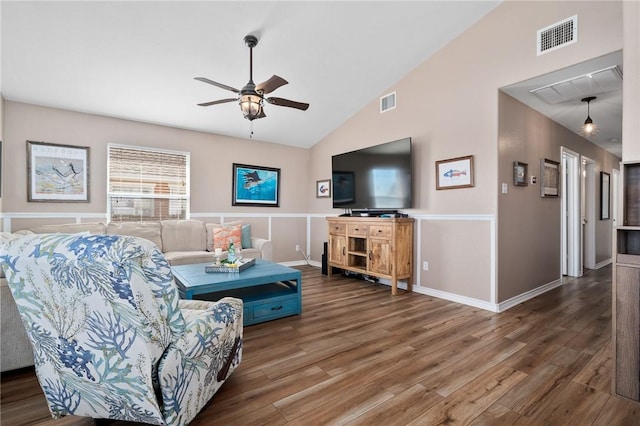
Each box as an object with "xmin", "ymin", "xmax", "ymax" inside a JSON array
[{"xmin": 249, "ymin": 121, "xmax": 254, "ymax": 139}]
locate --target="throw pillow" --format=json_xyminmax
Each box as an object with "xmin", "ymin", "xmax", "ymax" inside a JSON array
[
  {"xmin": 212, "ymin": 224, "xmax": 243, "ymax": 250},
  {"xmin": 241, "ymin": 223, "xmax": 251, "ymax": 249}
]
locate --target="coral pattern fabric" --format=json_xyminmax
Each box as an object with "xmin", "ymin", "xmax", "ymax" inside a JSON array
[
  {"xmin": 212, "ymin": 224, "xmax": 243, "ymax": 250},
  {"xmin": 0, "ymin": 233, "xmax": 242, "ymax": 426}
]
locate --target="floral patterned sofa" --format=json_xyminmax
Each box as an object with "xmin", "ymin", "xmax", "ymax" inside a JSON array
[{"xmin": 0, "ymin": 232, "xmax": 243, "ymax": 425}]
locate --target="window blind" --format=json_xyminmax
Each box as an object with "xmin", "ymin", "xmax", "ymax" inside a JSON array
[{"xmin": 107, "ymin": 145, "xmax": 189, "ymax": 222}]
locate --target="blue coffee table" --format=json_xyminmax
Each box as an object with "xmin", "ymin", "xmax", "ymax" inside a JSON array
[{"xmin": 171, "ymin": 259, "xmax": 302, "ymax": 325}]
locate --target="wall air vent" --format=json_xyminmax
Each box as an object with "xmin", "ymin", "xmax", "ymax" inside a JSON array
[
  {"xmin": 380, "ymin": 92, "xmax": 396, "ymax": 113},
  {"xmin": 537, "ymin": 15, "xmax": 578, "ymax": 56}
]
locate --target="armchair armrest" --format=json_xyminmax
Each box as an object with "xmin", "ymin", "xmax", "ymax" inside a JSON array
[
  {"xmin": 250, "ymin": 237, "xmax": 273, "ymax": 261},
  {"xmin": 157, "ymin": 297, "xmax": 243, "ymax": 425}
]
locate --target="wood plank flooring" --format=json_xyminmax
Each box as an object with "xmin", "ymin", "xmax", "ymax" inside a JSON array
[{"xmin": 2, "ymin": 265, "xmax": 639, "ymax": 425}]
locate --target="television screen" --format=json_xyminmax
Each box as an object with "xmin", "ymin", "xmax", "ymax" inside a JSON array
[{"xmin": 332, "ymin": 137, "xmax": 412, "ymax": 210}]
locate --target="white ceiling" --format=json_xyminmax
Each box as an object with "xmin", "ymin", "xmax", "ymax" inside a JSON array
[
  {"xmin": 501, "ymin": 50, "xmax": 623, "ymax": 158},
  {"xmin": 1, "ymin": 1, "xmax": 501, "ymax": 148},
  {"xmin": 1, "ymin": 1, "xmax": 622, "ymax": 157}
]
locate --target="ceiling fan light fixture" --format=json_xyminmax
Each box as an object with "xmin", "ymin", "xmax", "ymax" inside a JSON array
[
  {"xmin": 578, "ymin": 96, "xmax": 600, "ymax": 137},
  {"xmin": 240, "ymin": 94, "xmax": 263, "ymax": 121}
]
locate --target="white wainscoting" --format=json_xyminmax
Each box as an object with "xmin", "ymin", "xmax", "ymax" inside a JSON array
[{"xmin": 1, "ymin": 211, "xmax": 561, "ymax": 313}]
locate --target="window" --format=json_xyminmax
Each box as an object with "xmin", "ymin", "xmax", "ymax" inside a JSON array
[{"xmin": 107, "ymin": 144, "xmax": 189, "ymax": 222}]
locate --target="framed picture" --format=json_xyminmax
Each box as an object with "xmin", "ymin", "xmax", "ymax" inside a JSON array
[
  {"xmin": 513, "ymin": 161, "xmax": 528, "ymax": 186},
  {"xmin": 540, "ymin": 158, "xmax": 560, "ymax": 197},
  {"xmin": 316, "ymin": 179, "xmax": 331, "ymax": 198},
  {"xmin": 27, "ymin": 140, "xmax": 90, "ymax": 202},
  {"xmin": 435, "ymin": 155, "xmax": 474, "ymax": 190},
  {"xmin": 332, "ymin": 171, "xmax": 355, "ymax": 205},
  {"xmin": 600, "ymin": 171, "xmax": 610, "ymax": 220},
  {"xmin": 232, "ymin": 163, "xmax": 280, "ymax": 207}
]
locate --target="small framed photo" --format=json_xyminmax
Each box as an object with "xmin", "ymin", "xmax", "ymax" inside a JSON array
[
  {"xmin": 435, "ymin": 155, "xmax": 474, "ymax": 190},
  {"xmin": 316, "ymin": 179, "xmax": 331, "ymax": 198},
  {"xmin": 514, "ymin": 161, "xmax": 528, "ymax": 186},
  {"xmin": 541, "ymin": 158, "xmax": 560, "ymax": 197},
  {"xmin": 27, "ymin": 140, "xmax": 90, "ymax": 202},
  {"xmin": 232, "ymin": 163, "xmax": 280, "ymax": 207}
]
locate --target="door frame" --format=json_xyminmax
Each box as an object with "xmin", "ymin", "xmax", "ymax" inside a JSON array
[
  {"xmin": 562, "ymin": 147, "xmax": 581, "ymax": 277},
  {"xmin": 582, "ymin": 156, "xmax": 596, "ymax": 270}
]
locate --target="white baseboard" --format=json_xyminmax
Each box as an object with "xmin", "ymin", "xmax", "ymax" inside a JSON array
[
  {"xmin": 413, "ymin": 286, "xmax": 499, "ymax": 312},
  {"xmin": 279, "ymin": 260, "xmax": 321, "ymax": 268},
  {"xmin": 595, "ymin": 258, "xmax": 612, "ymax": 269},
  {"xmin": 496, "ymin": 278, "xmax": 562, "ymax": 312}
]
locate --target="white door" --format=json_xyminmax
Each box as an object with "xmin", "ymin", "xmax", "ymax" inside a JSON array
[
  {"xmin": 562, "ymin": 148, "xmax": 581, "ymax": 277},
  {"xmin": 582, "ymin": 156, "xmax": 596, "ymax": 271}
]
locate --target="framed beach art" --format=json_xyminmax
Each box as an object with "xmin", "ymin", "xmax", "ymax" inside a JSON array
[
  {"xmin": 435, "ymin": 155, "xmax": 474, "ymax": 190},
  {"xmin": 27, "ymin": 140, "xmax": 90, "ymax": 202},
  {"xmin": 232, "ymin": 163, "xmax": 280, "ymax": 207}
]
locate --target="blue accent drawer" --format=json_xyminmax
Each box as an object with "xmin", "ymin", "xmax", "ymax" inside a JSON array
[{"xmin": 250, "ymin": 296, "xmax": 299, "ymax": 324}]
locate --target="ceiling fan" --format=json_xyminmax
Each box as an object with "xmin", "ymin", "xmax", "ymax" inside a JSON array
[{"xmin": 195, "ymin": 35, "xmax": 309, "ymax": 121}]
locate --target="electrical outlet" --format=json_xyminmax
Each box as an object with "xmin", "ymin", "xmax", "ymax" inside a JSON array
[
  {"xmin": 295, "ymin": 244, "xmax": 301, "ymax": 252},
  {"xmin": 423, "ymin": 261, "xmax": 429, "ymax": 271}
]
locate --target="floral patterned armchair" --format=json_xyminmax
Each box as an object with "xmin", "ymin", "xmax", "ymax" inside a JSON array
[{"xmin": 0, "ymin": 232, "xmax": 243, "ymax": 426}]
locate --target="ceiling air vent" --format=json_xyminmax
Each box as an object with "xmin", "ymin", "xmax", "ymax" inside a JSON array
[
  {"xmin": 380, "ymin": 92, "xmax": 396, "ymax": 113},
  {"xmin": 537, "ymin": 15, "xmax": 578, "ymax": 56}
]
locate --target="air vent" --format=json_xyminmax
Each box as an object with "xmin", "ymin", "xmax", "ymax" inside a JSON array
[
  {"xmin": 380, "ymin": 92, "xmax": 396, "ymax": 113},
  {"xmin": 537, "ymin": 15, "xmax": 578, "ymax": 56}
]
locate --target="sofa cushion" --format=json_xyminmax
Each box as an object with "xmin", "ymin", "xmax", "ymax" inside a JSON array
[
  {"xmin": 164, "ymin": 251, "xmax": 214, "ymax": 266},
  {"xmin": 205, "ymin": 222, "xmax": 243, "ymax": 251},
  {"xmin": 28, "ymin": 222, "xmax": 107, "ymax": 234},
  {"xmin": 161, "ymin": 220, "xmax": 206, "ymax": 252},
  {"xmin": 107, "ymin": 221, "xmax": 162, "ymax": 250}
]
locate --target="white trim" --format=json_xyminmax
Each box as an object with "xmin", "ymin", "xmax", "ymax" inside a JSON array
[
  {"xmin": 497, "ymin": 278, "xmax": 562, "ymax": 312},
  {"xmin": 413, "ymin": 213, "xmax": 497, "ymax": 308},
  {"xmin": 412, "ymin": 213, "xmax": 495, "ymax": 221},
  {"xmin": 414, "ymin": 286, "xmax": 499, "ymax": 312},
  {"xmin": 595, "ymin": 258, "xmax": 612, "ymax": 269},
  {"xmin": 280, "ymin": 260, "xmax": 321, "ymax": 268}
]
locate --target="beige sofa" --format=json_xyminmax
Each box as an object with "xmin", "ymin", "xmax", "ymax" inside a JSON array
[{"xmin": 0, "ymin": 219, "xmax": 272, "ymax": 372}]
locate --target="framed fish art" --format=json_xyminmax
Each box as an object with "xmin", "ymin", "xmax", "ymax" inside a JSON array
[
  {"xmin": 435, "ymin": 155, "xmax": 474, "ymax": 190},
  {"xmin": 232, "ymin": 163, "xmax": 280, "ymax": 207}
]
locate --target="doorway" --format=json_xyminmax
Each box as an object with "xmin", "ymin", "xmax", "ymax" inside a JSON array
[
  {"xmin": 562, "ymin": 149, "xmax": 596, "ymax": 277},
  {"xmin": 562, "ymin": 147, "xmax": 581, "ymax": 277},
  {"xmin": 582, "ymin": 156, "xmax": 596, "ymax": 271}
]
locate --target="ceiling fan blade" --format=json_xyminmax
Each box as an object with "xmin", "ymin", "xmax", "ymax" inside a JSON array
[
  {"xmin": 197, "ymin": 98, "xmax": 237, "ymax": 107},
  {"xmin": 194, "ymin": 77, "xmax": 240, "ymax": 94},
  {"xmin": 256, "ymin": 75, "xmax": 288, "ymax": 94},
  {"xmin": 266, "ymin": 97, "xmax": 310, "ymax": 111}
]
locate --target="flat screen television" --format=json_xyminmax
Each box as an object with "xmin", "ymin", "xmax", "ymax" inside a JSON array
[{"xmin": 332, "ymin": 137, "xmax": 412, "ymax": 210}]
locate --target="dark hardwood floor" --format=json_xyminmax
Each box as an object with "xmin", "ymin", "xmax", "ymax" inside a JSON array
[{"xmin": 2, "ymin": 265, "xmax": 639, "ymax": 425}]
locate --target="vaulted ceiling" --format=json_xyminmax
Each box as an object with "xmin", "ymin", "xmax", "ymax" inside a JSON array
[{"xmin": 1, "ymin": 1, "xmax": 622, "ymax": 156}]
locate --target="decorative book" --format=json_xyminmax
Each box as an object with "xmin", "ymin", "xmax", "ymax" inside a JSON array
[{"xmin": 205, "ymin": 258, "xmax": 255, "ymax": 273}]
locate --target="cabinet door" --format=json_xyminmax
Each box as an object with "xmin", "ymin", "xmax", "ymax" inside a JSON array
[
  {"xmin": 369, "ymin": 238, "xmax": 391, "ymax": 275},
  {"xmin": 615, "ymin": 265, "xmax": 640, "ymax": 400},
  {"xmin": 329, "ymin": 234, "xmax": 347, "ymax": 266}
]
